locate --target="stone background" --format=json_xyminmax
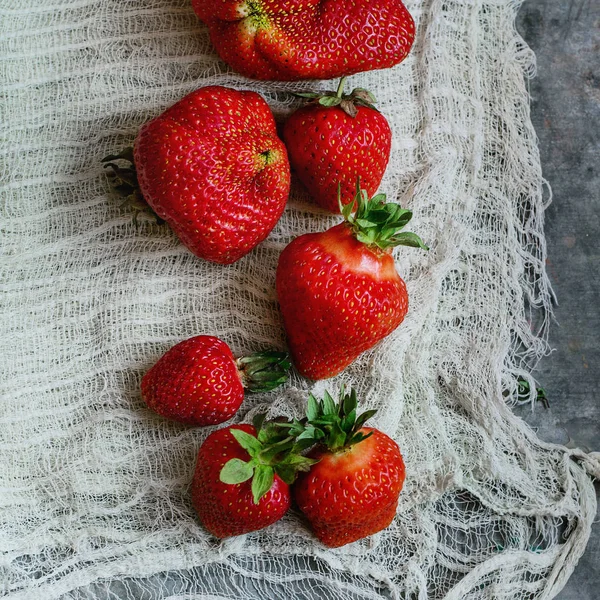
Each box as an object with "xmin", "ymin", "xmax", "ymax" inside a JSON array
[{"xmin": 515, "ymin": 1, "xmax": 600, "ymax": 598}]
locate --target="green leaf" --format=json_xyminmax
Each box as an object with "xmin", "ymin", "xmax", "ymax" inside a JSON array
[
  {"xmin": 355, "ymin": 409, "xmax": 377, "ymax": 430},
  {"xmin": 275, "ymin": 456, "xmax": 318, "ymax": 485},
  {"xmin": 307, "ymin": 394, "xmax": 320, "ymax": 421},
  {"xmin": 287, "ymin": 418, "xmax": 308, "ymax": 437},
  {"xmin": 365, "ymin": 211, "xmax": 389, "ymax": 225},
  {"xmin": 341, "ymin": 408, "xmax": 357, "ymax": 433},
  {"xmin": 391, "ymin": 232, "xmax": 429, "ymax": 250},
  {"xmin": 220, "ymin": 458, "xmax": 255, "ymax": 485},
  {"xmin": 257, "ymin": 421, "xmax": 290, "ymax": 446},
  {"xmin": 328, "ymin": 420, "xmax": 347, "ymax": 450},
  {"xmin": 296, "ymin": 427, "xmax": 316, "ymax": 441},
  {"xmin": 247, "ymin": 371, "xmax": 287, "ymax": 384},
  {"xmin": 310, "ymin": 416, "xmax": 336, "ymax": 426},
  {"xmin": 350, "ymin": 430, "xmax": 374, "ymax": 446},
  {"xmin": 388, "ymin": 207, "xmax": 413, "ymax": 227},
  {"xmin": 319, "ymin": 96, "xmax": 342, "ymax": 107},
  {"xmin": 352, "ymin": 88, "xmax": 377, "ymax": 104},
  {"xmin": 370, "ymin": 193, "xmax": 387, "ymax": 206},
  {"xmin": 350, "ymin": 388, "xmax": 358, "ymax": 408},
  {"xmin": 342, "ymin": 390, "xmax": 358, "ymax": 416},
  {"xmin": 292, "ymin": 425, "xmax": 323, "ymax": 448},
  {"xmin": 322, "ymin": 390, "xmax": 336, "ymax": 416},
  {"xmin": 355, "ymin": 218, "xmax": 377, "ymax": 228},
  {"xmin": 230, "ymin": 428, "xmax": 262, "ymax": 457},
  {"xmin": 292, "ymin": 437, "xmax": 318, "ymax": 453},
  {"xmin": 356, "ymin": 231, "xmax": 375, "ymax": 245},
  {"xmin": 278, "ymin": 452, "xmax": 318, "ymax": 468},
  {"xmin": 341, "ymin": 198, "xmax": 354, "ymax": 220},
  {"xmin": 276, "ymin": 465, "xmax": 300, "ymax": 485},
  {"xmin": 315, "ymin": 428, "xmax": 325, "ymax": 440},
  {"xmin": 251, "ymin": 464, "xmax": 275, "ymax": 504},
  {"xmin": 253, "ymin": 413, "xmax": 267, "ymax": 434},
  {"xmin": 239, "ymin": 350, "xmax": 291, "ymax": 392},
  {"xmin": 294, "ymin": 92, "xmax": 321, "ymax": 99},
  {"xmin": 259, "ymin": 436, "xmax": 296, "ymax": 463}
]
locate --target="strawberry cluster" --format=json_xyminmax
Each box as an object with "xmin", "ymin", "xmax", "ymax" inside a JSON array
[
  {"xmin": 191, "ymin": 387, "xmax": 406, "ymax": 547},
  {"xmin": 105, "ymin": 0, "xmax": 425, "ymax": 548}
]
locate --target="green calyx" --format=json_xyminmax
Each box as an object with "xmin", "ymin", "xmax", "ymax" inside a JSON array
[
  {"xmin": 274, "ymin": 386, "xmax": 377, "ymax": 453},
  {"xmin": 101, "ymin": 147, "xmax": 163, "ymax": 224},
  {"xmin": 219, "ymin": 387, "xmax": 379, "ymax": 500},
  {"xmin": 219, "ymin": 415, "xmax": 318, "ymax": 504},
  {"xmin": 340, "ymin": 181, "xmax": 429, "ymax": 252},
  {"xmin": 295, "ymin": 76, "xmax": 379, "ymax": 118},
  {"xmin": 303, "ymin": 386, "xmax": 377, "ymax": 452},
  {"xmin": 237, "ymin": 351, "xmax": 291, "ymax": 393}
]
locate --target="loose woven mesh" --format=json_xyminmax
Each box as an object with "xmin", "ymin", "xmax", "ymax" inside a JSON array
[{"xmin": 1, "ymin": 0, "xmax": 598, "ymax": 598}]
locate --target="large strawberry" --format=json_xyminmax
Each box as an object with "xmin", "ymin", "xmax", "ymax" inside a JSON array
[
  {"xmin": 192, "ymin": 0, "xmax": 415, "ymax": 81},
  {"xmin": 191, "ymin": 420, "xmax": 316, "ymax": 537},
  {"xmin": 141, "ymin": 335, "xmax": 290, "ymax": 426},
  {"xmin": 276, "ymin": 184, "xmax": 427, "ymax": 380},
  {"xmin": 283, "ymin": 78, "xmax": 392, "ymax": 213},
  {"xmin": 293, "ymin": 387, "xmax": 406, "ymax": 547},
  {"xmin": 103, "ymin": 86, "xmax": 290, "ymax": 264}
]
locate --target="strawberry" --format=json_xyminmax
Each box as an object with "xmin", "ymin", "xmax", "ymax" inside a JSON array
[
  {"xmin": 293, "ymin": 388, "xmax": 406, "ymax": 547},
  {"xmin": 141, "ymin": 335, "xmax": 290, "ymax": 426},
  {"xmin": 283, "ymin": 77, "xmax": 392, "ymax": 213},
  {"xmin": 103, "ymin": 86, "xmax": 290, "ymax": 264},
  {"xmin": 191, "ymin": 420, "xmax": 316, "ymax": 537},
  {"xmin": 276, "ymin": 184, "xmax": 427, "ymax": 380},
  {"xmin": 192, "ymin": 0, "xmax": 415, "ymax": 81}
]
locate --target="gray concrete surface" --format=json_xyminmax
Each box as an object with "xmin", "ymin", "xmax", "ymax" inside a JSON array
[{"xmin": 515, "ymin": 0, "xmax": 600, "ymax": 598}]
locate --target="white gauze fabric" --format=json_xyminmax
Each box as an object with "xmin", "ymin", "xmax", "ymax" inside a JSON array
[{"xmin": 1, "ymin": 0, "xmax": 598, "ymax": 599}]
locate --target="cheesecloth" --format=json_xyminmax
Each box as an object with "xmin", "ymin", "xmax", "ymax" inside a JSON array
[{"xmin": 1, "ymin": 0, "xmax": 598, "ymax": 598}]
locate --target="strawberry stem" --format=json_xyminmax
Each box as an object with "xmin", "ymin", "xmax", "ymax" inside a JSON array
[{"xmin": 335, "ymin": 76, "xmax": 347, "ymax": 98}]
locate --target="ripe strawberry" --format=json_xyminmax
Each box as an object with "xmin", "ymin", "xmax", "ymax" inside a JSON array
[
  {"xmin": 103, "ymin": 86, "xmax": 290, "ymax": 264},
  {"xmin": 283, "ymin": 78, "xmax": 392, "ymax": 213},
  {"xmin": 141, "ymin": 335, "xmax": 290, "ymax": 426},
  {"xmin": 276, "ymin": 184, "xmax": 427, "ymax": 380},
  {"xmin": 192, "ymin": 0, "xmax": 415, "ymax": 81},
  {"xmin": 293, "ymin": 388, "xmax": 406, "ymax": 548},
  {"xmin": 191, "ymin": 420, "xmax": 316, "ymax": 537}
]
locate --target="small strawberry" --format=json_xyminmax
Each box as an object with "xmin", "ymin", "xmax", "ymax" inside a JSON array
[
  {"xmin": 276, "ymin": 184, "xmax": 428, "ymax": 380},
  {"xmin": 283, "ymin": 78, "xmax": 392, "ymax": 213},
  {"xmin": 293, "ymin": 388, "xmax": 406, "ymax": 548},
  {"xmin": 103, "ymin": 86, "xmax": 290, "ymax": 264},
  {"xmin": 141, "ymin": 335, "xmax": 290, "ymax": 426},
  {"xmin": 193, "ymin": 0, "xmax": 415, "ymax": 81},
  {"xmin": 191, "ymin": 420, "xmax": 316, "ymax": 537}
]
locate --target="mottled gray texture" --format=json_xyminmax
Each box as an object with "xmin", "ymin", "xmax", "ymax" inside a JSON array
[{"xmin": 515, "ymin": 0, "xmax": 600, "ymax": 598}]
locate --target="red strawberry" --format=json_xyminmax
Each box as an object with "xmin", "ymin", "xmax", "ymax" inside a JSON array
[
  {"xmin": 283, "ymin": 78, "xmax": 392, "ymax": 213},
  {"xmin": 103, "ymin": 86, "xmax": 290, "ymax": 264},
  {"xmin": 192, "ymin": 0, "xmax": 415, "ymax": 81},
  {"xmin": 192, "ymin": 421, "xmax": 316, "ymax": 537},
  {"xmin": 293, "ymin": 388, "xmax": 406, "ymax": 547},
  {"xmin": 276, "ymin": 184, "xmax": 427, "ymax": 380},
  {"xmin": 141, "ymin": 335, "xmax": 290, "ymax": 426}
]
